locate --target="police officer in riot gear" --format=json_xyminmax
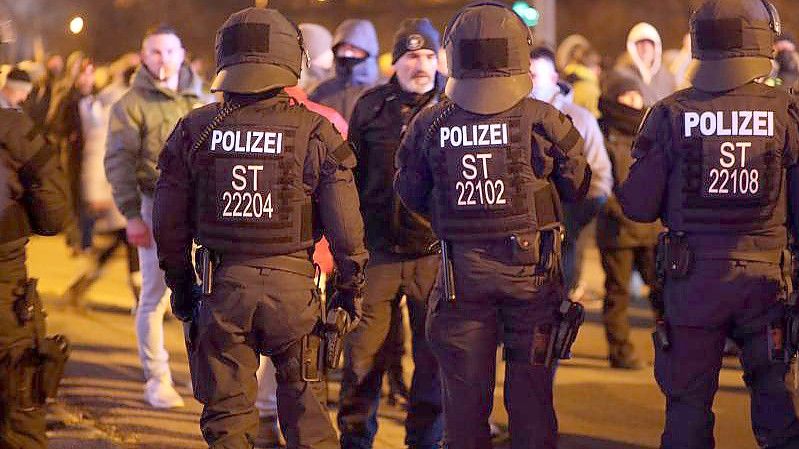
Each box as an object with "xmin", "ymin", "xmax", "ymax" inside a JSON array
[
  {"xmin": 0, "ymin": 108, "xmax": 70, "ymax": 448},
  {"xmin": 395, "ymin": 2, "xmax": 590, "ymax": 448},
  {"xmin": 619, "ymin": 1, "xmax": 799, "ymax": 448},
  {"xmin": 153, "ymin": 7, "xmax": 368, "ymax": 449}
]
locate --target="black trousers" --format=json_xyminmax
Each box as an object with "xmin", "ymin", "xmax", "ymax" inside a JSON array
[
  {"xmin": 0, "ymin": 255, "xmax": 46, "ymax": 449},
  {"xmin": 338, "ymin": 252, "xmax": 443, "ymax": 449},
  {"xmin": 429, "ymin": 245, "xmax": 560, "ymax": 449},
  {"xmin": 657, "ymin": 259, "xmax": 799, "ymax": 449},
  {"xmin": 187, "ymin": 261, "xmax": 338, "ymax": 449}
]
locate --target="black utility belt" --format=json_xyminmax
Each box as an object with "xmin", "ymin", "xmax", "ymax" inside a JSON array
[
  {"xmin": 445, "ymin": 227, "xmax": 563, "ymax": 269},
  {"xmin": 215, "ymin": 253, "xmax": 316, "ymax": 277},
  {"xmin": 656, "ymin": 231, "xmax": 783, "ymax": 280}
]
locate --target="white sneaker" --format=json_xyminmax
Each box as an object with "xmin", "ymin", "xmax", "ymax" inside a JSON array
[{"xmin": 144, "ymin": 378, "xmax": 185, "ymax": 409}]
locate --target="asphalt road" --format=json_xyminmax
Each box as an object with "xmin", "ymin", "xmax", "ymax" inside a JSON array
[{"xmin": 25, "ymin": 235, "xmax": 779, "ymax": 449}]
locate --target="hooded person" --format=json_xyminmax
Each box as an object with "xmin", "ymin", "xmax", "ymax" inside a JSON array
[
  {"xmin": 298, "ymin": 23, "xmax": 334, "ymax": 93},
  {"xmin": 595, "ymin": 71, "xmax": 662, "ymax": 369},
  {"xmin": 556, "ymin": 34, "xmax": 602, "ymax": 117},
  {"xmin": 309, "ymin": 19, "xmax": 379, "ymax": 121},
  {"xmin": 619, "ymin": 22, "xmax": 677, "ymax": 106}
]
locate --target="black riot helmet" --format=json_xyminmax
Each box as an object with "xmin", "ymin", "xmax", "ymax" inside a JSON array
[
  {"xmin": 691, "ymin": 0, "xmax": 780, "ymax": 92},
  {"xmin": 211, "ymin": 7, "xmax": 307, "ymax": 94},
  {"xmin": 442, "ymin": 1, "xmax": 534, "ymax": 115}
]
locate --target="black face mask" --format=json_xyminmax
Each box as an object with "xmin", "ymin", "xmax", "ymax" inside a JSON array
[
  {"xmin": 336, "ymin": 56, "xmax": 367, "ymax": 73},
  {"xmin": 599, "ymin": 96, "xmax": 645, "ymax": 136}
]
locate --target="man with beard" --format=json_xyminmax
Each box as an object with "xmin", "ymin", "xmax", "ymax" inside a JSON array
[
  {"xmin": 338, "ymin": 18, "xmax": 444, "ymax": 449},
  {"xmin": 309, "ymin": 19, "xmax": 379, "ymax": 121},
  {"xmin": 596, "ymin": 73, "xmax": 661, "ymax": 369},
  {"xmin": 105, "ymin": 25, "xmax": 206, "ymax": 409}
]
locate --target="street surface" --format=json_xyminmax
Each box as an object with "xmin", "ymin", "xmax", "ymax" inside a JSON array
[{"xmin": 26, "ymin": 235, "xmax": 775, "ymax": 449}]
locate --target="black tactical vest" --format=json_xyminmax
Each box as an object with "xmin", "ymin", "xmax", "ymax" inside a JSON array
[
  {"xmin": 427, "ymin": 99, "xmax": 559, "ymax": 242},
  {"xmin": 662, "ymin": 83, "xmax": 790, "ymax": 234},
  {"xmin": 185, "ymin": 100, "xmax": 315, "ymax": 257}
]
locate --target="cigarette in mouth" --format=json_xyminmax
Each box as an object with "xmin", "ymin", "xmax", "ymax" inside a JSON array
[{"xmin": 158, "ymin": 67, "xmax": 166, "ymax": 81}]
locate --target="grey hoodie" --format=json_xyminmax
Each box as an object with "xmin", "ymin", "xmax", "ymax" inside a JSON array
[
  {"xmin": 105, "ymin": 64, "xmax": 207, "ymax": 220},
  {"xmin": 309, "ymin": 19, "xmax": 379, "ymax": 121}
]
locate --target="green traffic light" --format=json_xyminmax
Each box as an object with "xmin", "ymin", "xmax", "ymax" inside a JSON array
[{"xmin": 512, "ymin": 0, "xmax": 540, "ymax": 27}]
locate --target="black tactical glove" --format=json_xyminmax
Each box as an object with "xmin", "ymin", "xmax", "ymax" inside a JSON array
[
  {"xmin": 170, "ymin": 281, "xmax": 202, "ymax": 323},
  {"xmin": 327, "ymin": 289, "xmax": 363, "ymax": 333}
]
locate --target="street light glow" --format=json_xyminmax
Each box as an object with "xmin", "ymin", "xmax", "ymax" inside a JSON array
[{"xmin": 69, "ymin": 16, "xmax": 84, "ymax": 35}]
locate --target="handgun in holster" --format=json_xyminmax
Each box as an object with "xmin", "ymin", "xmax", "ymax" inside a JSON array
[
  {"xmin": 650, "ymin": 241, "xmax": 670, "ymax": 352},
  {"xmin": 301, "ymin": 265, "xmax": 325, "ymax": 382},
  {"xmin": 782, "ymin": 250, "xmax": 799, "ymax": 361},
  {"xmin": 12, "ymin": 279, "xmax": 71, "ymax": 404},
  {"xmin": 532, "ymin": 299, "xmax": 585, "ymax": 368},
  {"xmin": 784, "ymin": 303, "xmax": 799, "ymax": 362},
  {"xmin": 650, "ymin": 232, "xmax": 693, "ymax": 353},
  {"xmin": 324, "ymin": 307, "xmax": 350, "ymax": 370},
  {"xmin": 196, "ymin": 246, "xmax": 218, "ymax": 296},
  {"xmin": 301, "ymin": 306, "xmax": 351, "ymax": 381}
]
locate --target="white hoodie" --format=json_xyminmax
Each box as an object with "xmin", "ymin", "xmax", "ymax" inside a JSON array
[{"xmin": 623, "ymin": 22, "xmax": 677, "ymax": 105}]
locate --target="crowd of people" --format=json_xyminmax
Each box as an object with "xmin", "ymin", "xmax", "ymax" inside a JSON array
[{"xmin": 2, "ymin": 1, "xmax": 799, "ymax": 448}]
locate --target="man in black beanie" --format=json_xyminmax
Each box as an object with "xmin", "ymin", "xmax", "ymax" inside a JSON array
[{"xmin": 338, "ymin": 17, "xmax": 445, "ymax": 449}]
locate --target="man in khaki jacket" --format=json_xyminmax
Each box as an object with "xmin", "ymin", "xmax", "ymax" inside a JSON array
[{"xmin": 105, "ymin": 24, "xmax": 206, "ymax": 409}]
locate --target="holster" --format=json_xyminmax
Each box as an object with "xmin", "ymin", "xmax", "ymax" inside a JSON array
[
  {"xmin": 1, "ymin": 343, "xmax": 38, "ymax": 409},
  {"xmin": 324, "ymin": 308, "xmax": 349, "ymax": 370},
  {"xmin": 784, "ymin": 250, "xmax": 799, "ymax": 360},
  {"xmin": 785, "ymin": 305, "xmax": 799, "ymax": 361},
  {"xmin": 522, "ymin": 299, "xmax": 585, "ymax": 368},
  {"xmin": 35, "ymin": 335, "xmax": 70, "ymax": 402},
  {"xmin": 657, "ymin": 231, "xmax": 693, "ymax": 280},
  {"xmin": 7, "ymin": 280, "xmax": 71, "ymax": 406},
  {"xmin": 545, "ymin": 299, "xmax": 585, "ymax": 366},
  {"xmin": 652, "ymin": 233, "xmax": 679, "ymax": 352}
]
